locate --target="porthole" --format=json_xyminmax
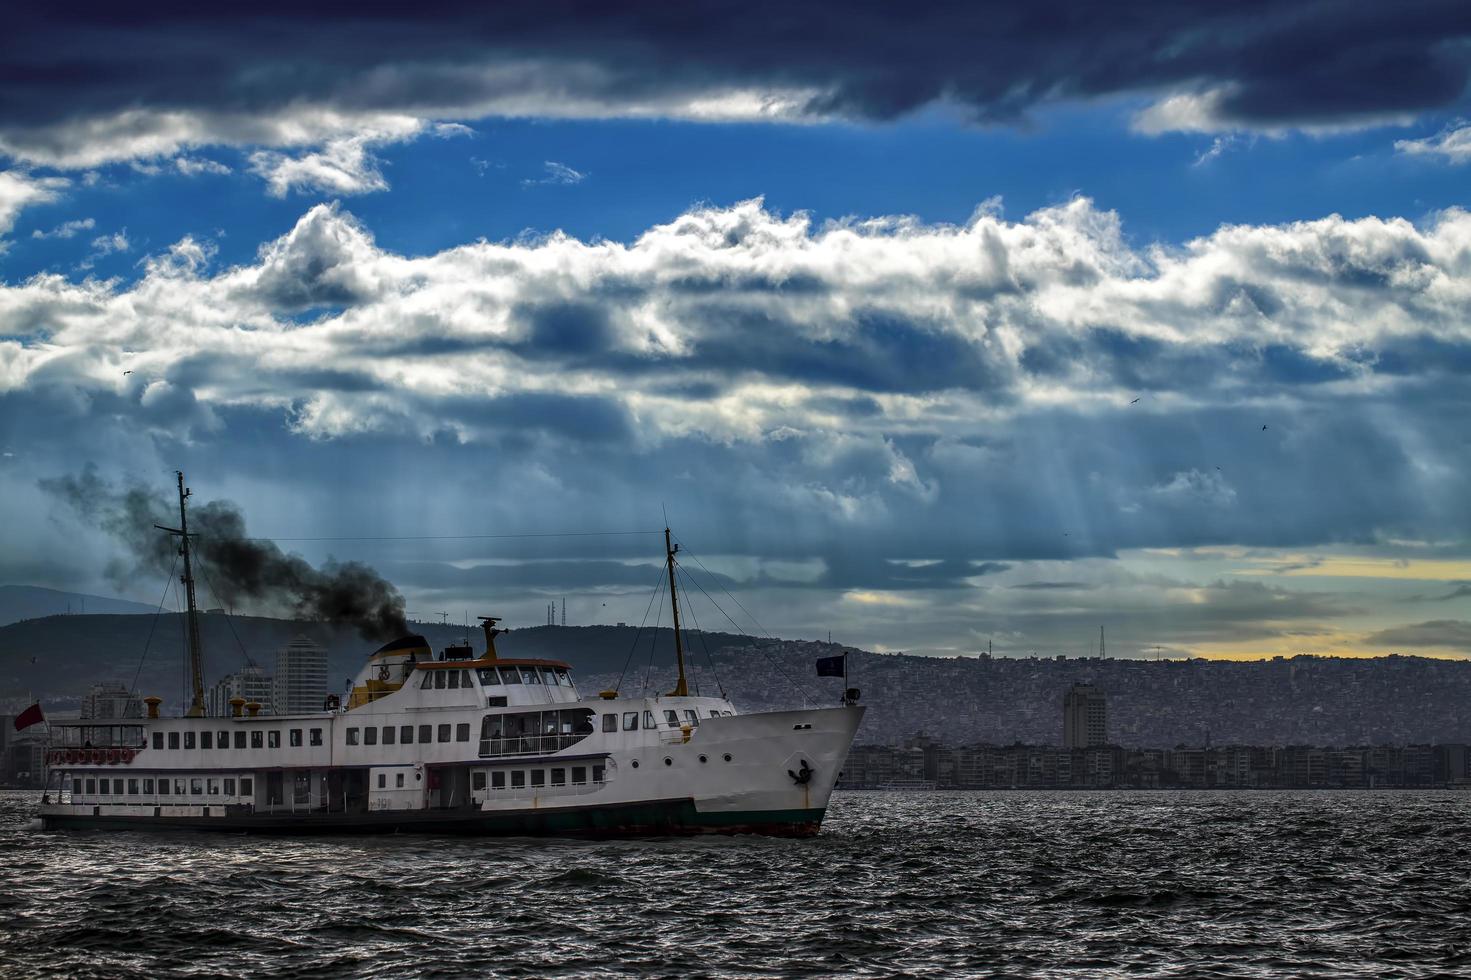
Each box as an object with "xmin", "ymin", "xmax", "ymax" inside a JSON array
[
  {"xmin": 631, "ymin": 760, "xmax": 640, "ymax": 769},
  {"xmin": 723, "ymin": 753, "xmax": 733, "ymax": 762},
  {"xmin": 663, "ymin": 757, "xmax": 673, "ymax": 766},
  {"xmin": 698, "ymin": 755, "xmax": 708, "ymax": 764}
]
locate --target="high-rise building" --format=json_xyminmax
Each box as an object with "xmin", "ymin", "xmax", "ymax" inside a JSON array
[
  {"xmin": 80, "ymin": 683, "xmax": 142, "ymax": 720},
  {"xmin": 207, "ymin": 664, "xmax": 273, "ymax": 717},
  {"xmin": 1062, "ymin": 683, "xmax": 1108, "ymax": 749},
  {"xmin": 273, "ymin": 635, "xmax": 328, "ymax": 715}
]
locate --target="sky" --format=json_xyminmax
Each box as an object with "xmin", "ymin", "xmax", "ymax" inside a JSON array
[{"xmin": 2, "ymin": 2, "xmax": 1471, "ymax": 660}]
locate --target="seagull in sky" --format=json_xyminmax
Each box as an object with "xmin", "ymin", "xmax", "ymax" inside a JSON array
[
  {"xmin": 1130, "ymin": 396, "xmax": 1140, "ymax": 404},
  {"xmin": 123, "ymin": 370, "xmax": 132, "ymax": 375},
  {"xmin": 1261, "ymin": 424, "xmax": 1268, "ymax": 431}
]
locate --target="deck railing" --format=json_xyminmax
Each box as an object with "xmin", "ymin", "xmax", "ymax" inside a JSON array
[{"xmin": 477, "ymin": 733, "xmax": 588, "ymax": 757}]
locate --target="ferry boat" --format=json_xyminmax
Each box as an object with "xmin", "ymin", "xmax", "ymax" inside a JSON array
[{"xmin": 35, "ymin": 476, "xmax": 863, "ymax": 837}]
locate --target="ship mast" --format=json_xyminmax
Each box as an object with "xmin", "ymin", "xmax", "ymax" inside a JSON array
[
  {"xmin": 665, "ymin": 526, "xmax": 689, "ymax": 697},
  {"xmin": 155, "ymin": 471, "xmax": 206, "ymax": 717}
]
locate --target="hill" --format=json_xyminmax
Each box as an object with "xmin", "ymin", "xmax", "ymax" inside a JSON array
[
  {"xmin": 5, "ymin": 613, "xmax": 1471, "ymax": 747},
  {"xmin": 0, "ymin": 585, "xmax": 157, "ymax": 627}
]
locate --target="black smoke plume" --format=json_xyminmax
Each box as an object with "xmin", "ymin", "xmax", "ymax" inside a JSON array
[{"xmin": 41, "ymin": 466, "xmax": 408, "ymax": 641}]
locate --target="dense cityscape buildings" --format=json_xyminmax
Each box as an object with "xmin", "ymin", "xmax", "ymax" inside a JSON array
[
  {"xmin": 1062, "ymin": 683, "xmax": 1107, "ymax": 749},
  {"xmin": 207, "ymin": 664, "xmax": 274, "ymax": 717},
  {"xmin": 79, "ymin": 683, "xmax": 141, "ymax": 720},
  {"xmin": 272, "ymin": 636, "xmax": 327, "ymax": 715}
]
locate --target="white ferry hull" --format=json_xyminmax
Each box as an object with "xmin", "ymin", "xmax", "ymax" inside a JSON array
[{"xmin": 39, "ymin": 705, "xmax": 864, "ymax": 839}]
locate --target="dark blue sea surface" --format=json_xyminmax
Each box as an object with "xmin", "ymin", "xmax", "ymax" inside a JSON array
[{"xmin": 3, "ymin": 789, "xmax": 1470, "ymax": 978}]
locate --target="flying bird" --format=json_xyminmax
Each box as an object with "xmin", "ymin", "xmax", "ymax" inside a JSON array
[
  {"xmin": 123, "ymin": 370, "xmax": 132, "ymax": 375},
  {"xmin": 1261, "ymin": 424, "xmax": 1268, "ymax": 431},
  {"xmin": 1130, "ymin": 397, "xmax": 1140, "ymax": 404}
]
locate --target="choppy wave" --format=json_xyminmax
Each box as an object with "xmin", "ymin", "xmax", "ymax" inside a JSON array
[{"xmin": 3, "ymin": 790, "xmax": 1470, "ymax": 977}]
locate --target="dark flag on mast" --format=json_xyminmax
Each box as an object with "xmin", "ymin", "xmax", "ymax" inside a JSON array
[
  {"xmin": 13, "ymin": 702, "xmax": 44, "ymax": 731},
  {"xmin": 815, "ymin": 654, "xmax": 846, "ymax": 677}
]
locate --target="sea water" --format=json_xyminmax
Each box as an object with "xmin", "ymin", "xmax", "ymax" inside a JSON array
[{"xmin": 2, "ymin": 789, "xmax": 1468, "ymax": 977}]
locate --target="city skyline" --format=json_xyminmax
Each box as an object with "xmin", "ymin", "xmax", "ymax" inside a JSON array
[{"xmin": 4, "ymin": 5, "xmax": 1471, "ymax": 660}]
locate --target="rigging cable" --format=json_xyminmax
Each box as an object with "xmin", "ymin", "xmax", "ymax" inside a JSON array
[
  {"xmin": 672, "ymin": 544, "xmax": 817, "ymax": 705},
  {"xmin": 129, "ymin": 551, "xmax": 180, "ymax": 695},
  {"xmin": 613, "ymin": 562, "xmax": 670, "ymax": 695},
  {"xmin": 195, "ymin": 562, "xmax": 256, "ymax": 670},
  {"xmin": 676, "ymin": 565, "xmax": 725, "ymax": 699}
]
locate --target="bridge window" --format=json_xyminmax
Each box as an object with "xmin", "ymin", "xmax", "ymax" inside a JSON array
[
  {"xmin": 540, "ymin": 668, "xmax": 558, "ymax": 685},
  {"xmin": 644, "ymin": 711, "xmax": 656, "ymax": 729},
  {"xmin": 571, "ymin": 766, "xmax": 587, "ymax": 785},
  {"xmin": 487, "ymin": 695, "xmax": 507, "ymax": 708},
  {"xmin": 555, "ymin": 669, "xmax": 572, "ymax": 687},
  {"xmin": 157, "ymin": 780, "xmax": 169, "ymax": 796},
  {"xmin": 603, "ymin": 714, "xmax": 617, "ymax": 732},
  {"xmin": 224, "ymin": 778, "xmax": 235, "ymax": 796},
  {"xmin": 310, "ymin": 728, "xmax": 324, "ymax": 746},
  {"xmin": 190, "ymin": 779, "xmax": 204, "ymax": 796},
  {"xmin": 521, "ymin": 667, "xmax": 541, "ymax": 685},
  {"xmin": 184, "ymin": 731, "xmax": 196, "ymax": 749},
  {"xmin": 289, "ymin": 729, "xmax": 303, "ymax": 747},
  {"xmin": 217, "ymin": 730, "xmax": 229, "ymax": 748},
  {"xmin": 207, "ymin": 778, "xmax": 219, "ymax": 795},
  {"xmin": 593, "ymin": 764, "xmax": 605, "ymax": 783},
  {"xmin": 477, "ymin": 668, "xmax": 502, "ymax": 686},
  {"xmin": 472, "ymin": 771, "xmax": 486, "ymax": 790},
  {"xmin": 400, "ymin": 725, "xmax": 413, "ymax": 744},
  {"xmin": 364, "ymin": 727, "xmax": 377, "ymax": 746},
  {"xmin": 420, "ymin": 673, "xmax": 434, "ymax": 689},
  {"xmin": 456, "ymin": 723, "xmax": 470, "ymax": 742},
  {"xmin": 623, "ymin": 712, "xmax": 639, "ymax": 731},
  {"xmin": 664, "ymin": 710, "xmax": 680, "ymax": 728},
  {"xmin": 377, "ymin": 773, "xmax": 386, "ymax": 789},
  {"xmin": 168, "ymin": 732, "xmax": 180, "ymax": 749},
  {"xmin": 551, "ymin": 768, "xmax": 565, "ymax": 785},
  {"xmin": 128, "ymin": 778, "xmax": 139, "ymax": 795},
  {"xmin": 500, "ymin": 667, "xmax": 522, "ymax": 684},
  {"xmin": 251, "ymin": 731, "xmax": 263, "ymax": 749},
  {"xmin": 460, "ymin": 670, "xmax": 471, "ymax": 688},
  {"xmin": 437, "ymin": 724, "xmax": 451, "ymax": 743},
  {"xmin": 396, "ymin": 773, "xmax": 404, "ymax": 788},
  {"xmin": 684, "ymin": 710, "xmax": 699, "ymax": 727},
  {"xmin": 85, "ymin": 779, "xmax": 96, "ymax": 795},
  {"xmin": 418, "ymin": 724, "xmax": 431, "ymax": 744},
  {"xmin": 234, "ymin": 731, "xmax": 247, "ymax": 749},
  {"xmin": 510, "ymin": 771, "xmax": 525, "ymax": 788},
  {"xmin": 201, "ymin": 731, "xmax": 212, "ymax": 750},
  {"xmin": 143, "ymin": 779, "xmax": 154, "ymax": 794},
  {"xmin": 447, "ymin": 671, "xmax": 459, "ymax": 689},
  {"xmin": 346, "ymin": 728, "xmax": 359, "ymax": 746},
  {"xmin": 268, "ymin": 731, "xmax": 281, "ymax": 748},
  {"xmin": 153, "ymin": 732, "xmax": 163, "ymax": 749},
  {"xmin": 174, "ymin": 778, "xmax": 186, "ymax": 795},
  {"xmin": 383, "ymin": 726, "xmax": 395, "ymax": 745},
  {"xmin": 492, "ymin": 771, "xmax": 505, "ymax": 789},
  {"xmin": 433, "ymin": 672, "xmax": 446, "ymax": 690},
  {"xmin": 241, "ymin": 778, "xmax": 254, "ymax": 797},
  {"xmin": 530, "ymin": 770, "xmax": 545, "ymax": 787}
]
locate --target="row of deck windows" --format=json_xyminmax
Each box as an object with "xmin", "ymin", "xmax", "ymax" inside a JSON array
[
  {"xmin": 601, "ymin": 708, "xmax": 711, "ymax": 733},
  {"xmin": 346, "ymin": 723, "xmax": 471, "ymax": 746},
  {"xmin": 152, "ymin": 729, "xmax": 324, "ymax": 751},
  {"xmin": 70, "ymin": 776, "xmax": 254, "ymax": 798},
  {"xmin": 468, "ymin": 765, "xmax": 605, "ymax": 791},
  {"xmin": 426, "ymin": 666, "xmax": 575, "ymax": 691}
]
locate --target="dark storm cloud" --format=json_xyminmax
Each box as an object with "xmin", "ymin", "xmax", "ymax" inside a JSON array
[
  {"xmin": 2, "ymin": 0, "xmax": 1469, "ymax": 165},
  {"xmin": 1365, "ymin": 620, "xmax": 1471, "ymax": 651}
]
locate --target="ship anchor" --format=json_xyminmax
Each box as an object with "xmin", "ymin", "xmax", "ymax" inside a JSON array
[{"xmin": 788, "ymin": 760, "xmax": 814, "ymax": 785}]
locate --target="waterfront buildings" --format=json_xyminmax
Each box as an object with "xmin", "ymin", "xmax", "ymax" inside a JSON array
[
  {"xmin": 1062, "ymin": 683, "xmax": 1107, "ymax": 749},
  {"xmin": 79, "ymin": 683, "xmax": 141, "ymax": 720},
  {"xmin": 206, "ymin": 664, "xmax": 274, "ymax": 717},
  {"xmin": 272, "ymin": 635, "xmax": 327, "ymax": 714}
]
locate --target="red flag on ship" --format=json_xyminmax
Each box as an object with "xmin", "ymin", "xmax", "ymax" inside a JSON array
[{"xmin": 13, "ymin": 702, "xmax": 44, "ymax": 731}]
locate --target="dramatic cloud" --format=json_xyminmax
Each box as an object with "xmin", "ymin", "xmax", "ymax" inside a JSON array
[
  {"xmin": 1396, "ymin": 123, "xmax": 1471, "ymax": 164},
  {"xmin": 1366, "ymin": 620, "xmax": 1471, "ymax": 652},
  {"xmin": 0, "ymin": 170, "xmax": 67, "ymax": 240},
  {"xmin": 2, "ymin": 2, "xmax": 1469, "ymax": 170},
  {"xmin": 6, "ymin": 196, "xmax": 1471, "ymax": 653}
]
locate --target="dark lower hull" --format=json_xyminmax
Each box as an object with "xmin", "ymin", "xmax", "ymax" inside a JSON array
[{"xmin": 40, "ymin": 798, "xmax": 826, "ymax": 838}]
